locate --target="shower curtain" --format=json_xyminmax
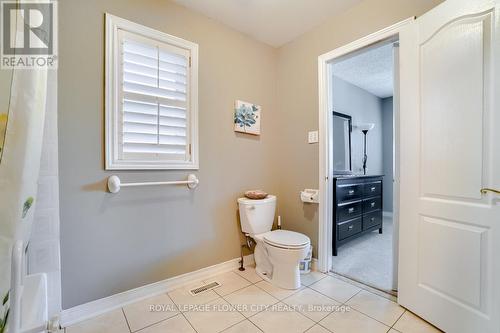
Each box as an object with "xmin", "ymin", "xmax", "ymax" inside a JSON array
[{"xmin": 0, "ymin": 66, "xmax": 48, "ymax": 330}]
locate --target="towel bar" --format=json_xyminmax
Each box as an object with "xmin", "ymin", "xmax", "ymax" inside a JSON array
[{"xmin": 107, "ymin": 174, "xmax": 199, "ymax": 193}]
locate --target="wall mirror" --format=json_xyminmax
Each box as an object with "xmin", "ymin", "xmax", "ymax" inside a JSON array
[{"xmin": 332, "ymin": 111, "xmax": 352, "ymax": 174}]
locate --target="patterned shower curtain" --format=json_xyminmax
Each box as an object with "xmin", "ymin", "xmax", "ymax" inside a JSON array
[{"xmin": 0, "ymin": 66, "xmax": 48, "ymax": 330}]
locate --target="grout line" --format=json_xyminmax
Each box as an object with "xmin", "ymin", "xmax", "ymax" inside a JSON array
[
  {"xmin": 218, "ymin": 283, "xmax": 280, "ymax": 320},
  {"xmin": 304, "ymin": 285, "xmax": 345, "ymax": 304},
  {"xmin": 248, "ymin": 319, "xmax": 265, "ymax": 333},
  {"xmin": 171, "ymin": 291, "xmax": 222, "ymax": 313},
  {"xmin": 389, "ymin": 309, "xmax": 406, "ymax": 331},
  {"xmin": 317, "ymin": 322, "xmax": 335, "ymax": 333},
  {"xmin": 342, "ymin": 306, "xmax": 394, "ymax": 330},
  {"xmin": 298, "ymin": 283, "xmax": 349, "ymax": 325},
  {"xmin": 132, "ymin": 313, "xmax": 181, "ymax": 333},
  {"xmin": 219, "ymin": 317, "xmax": 250, "ymax": 332},
  {"xmin": 207, "ymin": 296, "xmax": 249, "ymax": 332},
  {"xmin": 233, "ymin": 268, "xmax": 264, "ymax": 285},
  {"xmin": 338, "ymin": 290, "xmax": 401, "ymax": 330},
  {"xmin": 279, "ymin": 285, "xmax": 342, "ymax": 326},
  {"xmin": 121, "ymin": 307, "xmax": 132, "ymax": 333},
  {"xmin": 338, "ymin": 283, "xmax": 408, "ymax": 329},
  {"xmin": 180, "ymin": 311, "xmax": 199, "ymax": 333},
  {"xmin": 215, "ymin": 275, "xmax": 312, "ymax": 328},
  {"xmin": 169, "ymin": 289, "xmax": 201, "ymax": 333},
  {"xmin": 327, "ymin": 272, "xmax": 398, "ymax": 306},
  {"xmin": 328, "ymin": 271, "xmax": 397, "ymax": 301},
  {"xmin": 165, "ymin": 292, "xmax": 180, "ymax": 311},
  {"xmin": 301, "ymin": 272, "xmax": 328, "ymax": 287},
  {"xmin": 222, "ymin": 276, "xmax": 319, "ymax": 329},
  {"xmin": 213, "ymin": 283, "xmax": 253, "ymax": 298},
  {"xmin": 128, "ymin": 294, "xmax": 184, "ymax": 333},
  {"xmin": 342, "ymin": 289, "xmax": 362, "ymax": 305},
  {"xmin": 300, "ymin": 280, "xmax": 396, "ymax": 330}
]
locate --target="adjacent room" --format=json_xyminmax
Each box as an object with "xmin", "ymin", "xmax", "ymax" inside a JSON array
[{"xmin": 329, "ymin": 40, "xmax": 396, "ymax": 292}]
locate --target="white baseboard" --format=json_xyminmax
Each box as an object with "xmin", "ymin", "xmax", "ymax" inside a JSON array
[
  {"xmin": 60, "ymin": 254, "xmax": 255, "ymax": 327},
  {"xmin": 383, "ymin": 211, "xmax": 394, "ymax": 218}
]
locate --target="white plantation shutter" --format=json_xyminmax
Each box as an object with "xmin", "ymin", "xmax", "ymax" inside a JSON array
[
  {"xmin": 120, "ymin": 32, "xmax": 189, "ymax": 160},
  {"xmin": 105, "ymin": 14, "xmax": 198, "ymax": 170}
]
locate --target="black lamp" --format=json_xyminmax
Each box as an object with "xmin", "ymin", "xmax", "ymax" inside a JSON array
[{"xmin": 358, "ymin": 123, "xmax": 375, "ymax": 175}]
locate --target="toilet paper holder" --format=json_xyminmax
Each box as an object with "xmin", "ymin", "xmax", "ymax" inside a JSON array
[{"xmin": 300, "ymin": 189, "xmax": 319, "ymax": 203}]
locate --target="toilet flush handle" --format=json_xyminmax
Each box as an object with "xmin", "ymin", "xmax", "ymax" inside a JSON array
[{"xmin": 248, "ymin": 205, "xmax": 256, "ymax": 210}]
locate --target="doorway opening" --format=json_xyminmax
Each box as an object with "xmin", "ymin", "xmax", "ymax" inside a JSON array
[
  {"xmin": 317, "ymin": 19, "xmax": 410, "ymax": 297},
  {"xmin": 329, "ymin": 39, "xmax": 398, "ymax": 293}
]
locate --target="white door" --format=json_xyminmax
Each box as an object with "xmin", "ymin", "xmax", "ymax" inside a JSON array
[{"xmin": 399, "ymin": 0, "xmax": 500, "ymax": 332}]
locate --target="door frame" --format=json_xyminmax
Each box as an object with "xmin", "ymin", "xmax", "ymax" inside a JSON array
[{"xmin": 316, "ymin": 18, "xmax": 413, "ymax": 278}]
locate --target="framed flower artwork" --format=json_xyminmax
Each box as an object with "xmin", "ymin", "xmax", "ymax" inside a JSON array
[{"xmin": 234, "ymin": 100, "xmax": 261, "ymax": 135}]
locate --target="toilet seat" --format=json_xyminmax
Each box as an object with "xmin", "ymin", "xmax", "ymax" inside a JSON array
[{"xmin": 262, "ymin": 230, "xmax": 310, "ymax": 249}]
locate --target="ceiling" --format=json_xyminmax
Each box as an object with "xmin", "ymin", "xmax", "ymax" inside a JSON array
[
  {"xmin": 333, "ymin": 42, "xmax": 394, "ymax": 98},
  {"xmin": 172, "ymin": 0, "xmax": 363, "ymax": 47}
]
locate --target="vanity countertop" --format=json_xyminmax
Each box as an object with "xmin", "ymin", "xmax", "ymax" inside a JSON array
[{"xmin": 332, "ymin": 174, "xmax": 384, "ymax": 180}]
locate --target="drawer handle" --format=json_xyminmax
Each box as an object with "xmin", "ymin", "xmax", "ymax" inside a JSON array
[
  {"xmin": 371, "ymin": 187, "xmax": 376, "ymax": 192},
  {"xmin": 348, "ymin": 190, "xmax": 355, "ymax": 195},
  {"xmin": 371, "ymin": 202, "xmax": 376, "ymax": 208},
  {"xmin": 371, "ymin": 217, "xmax": 375, "ymax": 222},
  {"xmin": 348, "ymin": 208, "xmax": 355, "ymax": 213},
  {"xmin": 348, "ymin": 225, "xmax": 354, "ymax": 230}
]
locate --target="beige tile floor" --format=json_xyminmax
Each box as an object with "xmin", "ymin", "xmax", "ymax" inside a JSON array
[{"xmin": 65, "ymin": 267, "xmax": 442, "ymax": 333}]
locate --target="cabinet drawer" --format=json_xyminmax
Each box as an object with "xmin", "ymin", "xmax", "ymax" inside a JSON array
[
  {"xmin": 363, "ymin": 197, "xmax": 382, "ymax": 213},
  {"xmin": 338, "ymin": 201, "xmax": 362, "ymax": 222},
  {"xmin": 363, "ymin": 211, "xmax": 382, "ymax": 230},
  {"xmin": 364, "ymin": 181, "xmax": 382, "ymax": 197},
  {"xmin": 338, "ymin": 217, "xmax": 362, "ymax": 240},
  {"xmin": 337, "ymin": 184, "xmax": 363, "ymax": 202}
]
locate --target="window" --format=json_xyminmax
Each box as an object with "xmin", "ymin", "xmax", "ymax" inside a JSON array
[{"xmin": 105, "ymin": 14, "xmax": 198, "ymax": 169}]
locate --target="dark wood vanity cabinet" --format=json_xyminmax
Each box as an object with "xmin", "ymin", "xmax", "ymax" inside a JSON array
[{"xmin": 333, "ymin": 175, "xmax": 383, "ymax": 256}]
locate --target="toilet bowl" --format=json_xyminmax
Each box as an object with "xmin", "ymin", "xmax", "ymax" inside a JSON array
[{"xmin": 238, "ymin": 195, "xmax": 311, "ymax": 289}]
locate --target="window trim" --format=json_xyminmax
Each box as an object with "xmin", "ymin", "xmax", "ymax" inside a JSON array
[{"xmin": 105, "ymin": 13, "xmax": 199, "ymax": 170}]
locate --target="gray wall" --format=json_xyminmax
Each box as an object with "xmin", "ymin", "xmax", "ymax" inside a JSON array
[
  {"xmin": 275, "ymin": 0, "xmax": 443, "ymax": 256},
  {"xmin": 58, "ymin": 0, "xmax": 279, "ymax": 309},
  {"xmin": 382, "ymin": 97, "xmax": 394, "ymax": 212},
  {"xmin": 332, "ymin": 76, "xmax": 383, "ymax": 175}
]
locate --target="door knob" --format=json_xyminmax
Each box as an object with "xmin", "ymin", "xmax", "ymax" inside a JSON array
[{"xmin": 480, "ymin": 188, "xmax": 500, "ymax": 195}]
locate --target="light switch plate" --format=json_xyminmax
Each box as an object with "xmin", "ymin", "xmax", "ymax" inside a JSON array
[{"xmin": 308, "ymin": 130, "xmax": 319, "ymax": 144}]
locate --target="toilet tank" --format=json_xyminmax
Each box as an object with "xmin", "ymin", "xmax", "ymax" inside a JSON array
[{"xmin": 238, "ymin": 195, "xmax": 276, "ymax": 235}]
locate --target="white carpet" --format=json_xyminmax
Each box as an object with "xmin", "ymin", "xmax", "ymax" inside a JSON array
[{"xmin": 331, "ymin": 216, "xmax": 394, "ymax": 291}]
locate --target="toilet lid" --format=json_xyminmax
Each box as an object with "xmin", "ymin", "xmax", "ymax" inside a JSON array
[{"xmin": 263, "ymin": 230, "xmax": 310, "ymax": 248}]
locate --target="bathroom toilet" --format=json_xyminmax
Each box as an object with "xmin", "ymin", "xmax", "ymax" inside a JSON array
[{"xmin": 238, "ymin": 195, "xmax": 310, "ymax": 289}]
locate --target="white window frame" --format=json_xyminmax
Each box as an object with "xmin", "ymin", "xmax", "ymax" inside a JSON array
[{"xmin": 105, "ymin": 13, "xmax": 199, "ymax": 170}]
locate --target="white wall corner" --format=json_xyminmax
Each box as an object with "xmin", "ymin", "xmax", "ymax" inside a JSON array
[{"xmin": 383, "ymin": 211, "xmax": 394, "ymax": 218}]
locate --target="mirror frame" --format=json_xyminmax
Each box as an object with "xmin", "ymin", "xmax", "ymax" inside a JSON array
[{"xmin": 332, "ymin": 111, "xmax": 352, "ymax": 175}]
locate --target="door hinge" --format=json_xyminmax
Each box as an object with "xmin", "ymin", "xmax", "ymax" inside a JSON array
[
  {"xmin": 189, "ymin": 56, "xmax": 192, "ymax": 67},
  {"xmin": 188, "ymin": 144, "xmax": 192, "ymax": 155}
]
